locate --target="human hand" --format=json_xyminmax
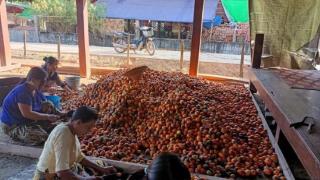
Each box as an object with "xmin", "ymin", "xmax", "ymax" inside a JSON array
[
  {"xmin": 57, "ymin": 110, "xmax": 67, "ymax": 117},
  {"xmin": 46, "ymin": 114, "xmax": 60, "ymax": 122}
]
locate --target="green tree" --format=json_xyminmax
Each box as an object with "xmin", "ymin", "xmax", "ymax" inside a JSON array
[{"xmin": 29, "ymin": 0, "xmax": 105, "ymax": 33}]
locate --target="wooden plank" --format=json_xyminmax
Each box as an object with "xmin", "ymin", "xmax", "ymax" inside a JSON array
[
  {"xmin": 0, "ymin": 142, "xmax": 42, "ymax": 159},
  {"xmin": 20, "ymin": 62, "xmax": 249, "ymax": 83},
  {"xmin": 198, "ymin": 73, "xmax": 249, "ymax": 84},
  {"xmin": 252, "ymin": 70, "xmax": 308, "ymax": 125},
  {"xmin": 0, "ymin": 0, "xmax": 11, "ymax": 66},
  {"xmin": 189, "ymin": 0, "xmax": 204, "ymax": 76},
  {"xmin": 252, "ymin": 34, "xmax": 264, "ymax": 68},
  {"xmin": 89, "ymin": 157, "xmax": 146, "ymax": 174},
  {"xmin": 251, "ymin": 93, "xmax": 295, "ymax": 180},
  {"xmin": 249, "ymin": 69, "xmax": 320, "ymax": 178},
  {"xmin": 76, "ymin": 0, "xmax": 91, "ymax": 78},
  {"xmin": 275, "ymin": 126, "xmax": 281, "ymax": 143},
  {"xmin": 0, "ymin": 63, "xmax": 21, "ymax": 72},
  {"xmin": 21, "ymin": 63, "xmax": 120, "ymax": 76},
  {"xmin": 0, "ymin": 142, "xmax": 223, "ymax": 180}
]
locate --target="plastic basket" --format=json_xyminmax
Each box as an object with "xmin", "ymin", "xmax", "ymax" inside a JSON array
[{"xmin": 65, "ymin": 76, "xmax": 81, "ymax": 90}]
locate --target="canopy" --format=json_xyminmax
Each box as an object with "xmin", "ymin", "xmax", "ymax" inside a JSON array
[
  {"xmin": 221, "ymin": 0, "xmax": 248, "ymax": 23},
  {"xmin": 17, "ymin": 8, "xmax": 34, "ymax": 19},
  {"xmin": 6, "ymin": 2, "xmax": 28, "ymax": 14},
  {"xmin": 97, "ymin": 0, "xmax": 218, "ymax": 23}
]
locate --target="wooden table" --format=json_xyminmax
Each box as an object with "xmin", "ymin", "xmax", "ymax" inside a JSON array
[{"xmin": 249, "ymin": 68, "xmax": 320, "ymax": 178}]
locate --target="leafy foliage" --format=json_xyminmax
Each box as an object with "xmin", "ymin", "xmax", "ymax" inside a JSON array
[{"xmin": 23, "ymin": 0, "xmax": 105, "ymax": 33}]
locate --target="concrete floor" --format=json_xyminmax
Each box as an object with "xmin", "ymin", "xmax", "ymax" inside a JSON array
[{"xmin": 0, "ymin": 153, "xmax": 37, "ymax": 180}]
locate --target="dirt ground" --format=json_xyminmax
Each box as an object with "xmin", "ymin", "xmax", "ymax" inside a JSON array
[
  {"xmin": 0, "ymin": 66, "xmax": 98, "ymax": 86},
  {"xmin": 0, "ymin": 153, "xmax": 37, "ymax": 180},
  {"xmin": 11, "ymin": 49, "xmax": 250, "ymax": 79}
]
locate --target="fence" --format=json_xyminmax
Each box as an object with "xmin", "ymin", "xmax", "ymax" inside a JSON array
[{"xmin": 9, "ymin": 29, "xmax": 250, "ymax": 55}]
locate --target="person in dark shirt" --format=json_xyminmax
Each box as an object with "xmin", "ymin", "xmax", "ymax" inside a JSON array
[
  {"xmin": 42, "ymin": 56, "xmax": 72, "ymax": 92},
  {"xmin": 0, "ymin": 67, "xmax": 60, "ymax": 145},
  {"xmin": 128, "ymin": 152, "xmax": 191, "ymax": 180}
]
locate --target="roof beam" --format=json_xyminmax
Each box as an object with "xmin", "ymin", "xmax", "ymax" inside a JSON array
[{"xmin": 189, "ymin": 0, "xmax": 204, "ymax": 76}]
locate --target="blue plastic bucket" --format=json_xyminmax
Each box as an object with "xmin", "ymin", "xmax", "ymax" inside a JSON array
[{"xmin": 45, "ymin": 95, "xmax": 61, "ymax": 110}]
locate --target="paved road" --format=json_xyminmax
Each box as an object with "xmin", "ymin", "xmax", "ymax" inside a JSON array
[{"xmin": 10, "ymin": 42, "xmax": 251, "ymax": 65}]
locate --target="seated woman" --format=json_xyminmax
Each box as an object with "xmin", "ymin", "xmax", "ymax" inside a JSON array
[
  {"xmin": 128, "ymin": 152, "xmax": 191, "ymax": 180},
  {"xmin": 42, "ymin": 56, "xmax": 72, "ymax": 92},
  {"xmin": 0, "ymin": 67, "xmax": 60, "ymax": 145},
  {"xmin": 34, "ymin": 106, "xmax": 116, "ymax": 180}
]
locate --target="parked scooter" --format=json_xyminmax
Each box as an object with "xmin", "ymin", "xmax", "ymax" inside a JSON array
[{"xmin": 112, "ymin": 26, "xmax": 155, "ymax": 56}]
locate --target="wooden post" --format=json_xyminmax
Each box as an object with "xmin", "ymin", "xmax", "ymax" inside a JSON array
[
  {"xmin": 0, "ymin": 0, "xmax": 11, "ymax": 66},
  {"xmin": 127, "ymin": 20, "xmax": 131, "ymax": 33},
  {"xmin": 209, "ymin": 23, "xmax": 213, "ymax": 41},
  {"xmin": 76, "ymin": 0, "xmax": 91, "ymax": 78},
  {"xmin": 127, "ymin": 34, "xmax": 130, "ymax": 66},
  {"xmin": 157, "ymin": 21, "xmax": 161, "ymax": 37},
  {"xmin": 239, "ymin": 41, "xmax": 245, "ymax": 77},
  {"xmin": 232, "ymin": 26, "xmax": 237, "ymax": 42},
  {"xmin": 23, "ymin": 31, "xmax": 27, "ymax": 58},
  {"xmin": 178, "ymin": 24, "xmax": 184, "ymax": 72},
  {"xmin": 34, "ymin": 16, "xmax": 40, "ymax": 42},
  {"xmin": 252, "ymin": 34, "xmax": 264, "ymax": 69},
  {"xmin": 189, "ymin": 0, "xmax": 204, "ymax": 76},
  {"xmin": 135, "ymin": 20, "xmax": 140, "ymax": 40},
  {"xmin": 178, "ymin": 24, "xmax": 181, "ymax": 40},
  {"xmin": 180, "ymin": 40, "xmax": 184, "ymax": 72},
  {"xmin": 57, "ymin": 34, "xmax": 61, "ymax": 60}
]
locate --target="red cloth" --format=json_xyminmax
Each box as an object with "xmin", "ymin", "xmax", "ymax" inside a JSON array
[{"xmin": 272, "ymin": 68, "xmax": 320, "ymax": 91}]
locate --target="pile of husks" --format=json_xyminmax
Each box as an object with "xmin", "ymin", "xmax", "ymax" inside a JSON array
[{"xmin": 63, "ymin": 68, "xmax": 285, "ymax": 179}]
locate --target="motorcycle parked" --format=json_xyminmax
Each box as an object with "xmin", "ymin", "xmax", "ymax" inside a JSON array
[{"xmin": 112, "ymin": 26, "xmax": 156, "ymax": 56}]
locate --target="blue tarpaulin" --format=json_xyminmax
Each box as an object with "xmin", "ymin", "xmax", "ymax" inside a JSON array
[
  {"xmin": 203, "ymin": 16, "xmax": 222, "ymax": 28},
  {"xmin": 97, "ymin": 0, "xmax": 218, "ymax": 23}
]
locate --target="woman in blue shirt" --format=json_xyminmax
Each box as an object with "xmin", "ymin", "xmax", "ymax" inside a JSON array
[{"xmin": 0, "ymin": 67, "xmax": 60, "ymax": 145}]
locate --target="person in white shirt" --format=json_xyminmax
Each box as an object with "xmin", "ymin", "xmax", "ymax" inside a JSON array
[{"xmin": 33, "ymin": 106, "xmax": 116, "ymax": 180}]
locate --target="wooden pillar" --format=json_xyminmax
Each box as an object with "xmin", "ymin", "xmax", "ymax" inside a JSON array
[
  {"xmin": 189, "ymin": 0, "xmax": 204, "ymax": 76},
  {"xmin": 252, "ymin": 34, "xmax": 264, "ymax": 69},
  {"xmin": 134, "ymin": 20, "xmax": 140, "ymax": 39},
  {"xmin": 76, "ymin": 0, "xmax": 90, "ymax": 78},
  {"xmin": 239, "ymin": 41, "xmax": 245, "ymax": 77},
  {"xmin": 157, "ymin": 21, "xmax": 161, "ymax": 37},
  {"xmin": 0, "ymin": 0, "xmax": 11, "ymax": 66}
]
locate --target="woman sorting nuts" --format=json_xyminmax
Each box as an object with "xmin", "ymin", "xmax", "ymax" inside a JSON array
[
  {"xmin": 42, "ymin": 56, "xmax": 72, "ymax": 92},
  {"xmin": 0, "ymin": 67, "xmax": 60, "ymax": 145}
]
